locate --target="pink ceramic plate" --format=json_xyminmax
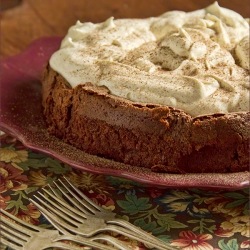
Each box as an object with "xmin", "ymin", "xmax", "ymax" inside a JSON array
[{"xmin": 0, "ymin": 37, "xmax": 249, "ymax": 189}]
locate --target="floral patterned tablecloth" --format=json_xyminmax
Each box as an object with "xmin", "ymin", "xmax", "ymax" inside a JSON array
[{"xmin": 0, "ymin": 133, "xmax": 249, "ymax": 250}]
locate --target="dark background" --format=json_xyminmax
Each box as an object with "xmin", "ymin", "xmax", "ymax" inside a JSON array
[{"xmin": 1, "ymin": 0, "xmax": 249, "ymax": 57}]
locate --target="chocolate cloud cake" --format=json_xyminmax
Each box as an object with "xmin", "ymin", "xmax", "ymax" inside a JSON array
[{"xmin": 42, "ymin": 2, "xmax": 250, "ymax": 173}]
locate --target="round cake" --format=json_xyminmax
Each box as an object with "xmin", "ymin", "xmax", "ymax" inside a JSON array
[{"xmin": 42, "ymin": 2, "xmax": 250, "ymax": 173}]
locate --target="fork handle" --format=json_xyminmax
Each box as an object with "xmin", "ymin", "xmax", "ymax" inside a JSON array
[
  {"xmin": 91, "ymin": 234, "xmax": 133, "ymax": 250},
  {"xmin": 105, "ymin": 224, "xmax": 174, "ymax": 250},
  {"xmin": 49, "ymin": 242, "xmax": 86, "ymax": 250},
  {"xmin": 56, "ymin": 234, "xmax": 119, "ymax": 250},
  {"xmin": 108, "ymin": 218, "xmax": 174, "ymax": 249}
]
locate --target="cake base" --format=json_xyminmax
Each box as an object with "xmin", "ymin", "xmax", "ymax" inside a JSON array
[{"xmin": 42, "ymin": 65, "xmax": 250, "ymax": 173}]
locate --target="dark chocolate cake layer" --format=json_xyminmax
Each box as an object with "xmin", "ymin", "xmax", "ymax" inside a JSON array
[{"xmin": 42, "ymin": 65, "xmax": 250, "ymax": 173}]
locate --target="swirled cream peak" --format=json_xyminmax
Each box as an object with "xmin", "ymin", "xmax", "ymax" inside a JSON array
[{"xmin": 50, "ymin": 2, "xmax": 249, "ymax": 117}]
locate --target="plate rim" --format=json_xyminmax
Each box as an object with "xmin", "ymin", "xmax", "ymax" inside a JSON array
[{"xmin": 0, "ymin": 36, "xmax": 249, "ymax": 189}]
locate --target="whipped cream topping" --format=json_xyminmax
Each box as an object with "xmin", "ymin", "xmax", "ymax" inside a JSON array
[{"xmin": 50, "ymin": 2, "xmax": 250, "ymax": 117}]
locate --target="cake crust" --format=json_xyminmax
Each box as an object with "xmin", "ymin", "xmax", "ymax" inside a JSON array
[{"xmin": 42, "ymin": 65, "xmax": 250, "ymax": 173}]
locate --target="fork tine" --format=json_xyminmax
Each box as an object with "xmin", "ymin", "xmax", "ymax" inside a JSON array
[
  {"xmin": 28, "ymin": 196, "xmax": 72, "ymax": 236},
  {"xmin": 33, "ymin": 194, "xmax": 81, "ymax": 225},
  {"xmin": 45, "ymin": 183, "xmax": 91, "ymax": 216},
  {"xmin": 54, "ymin": 179, "xmax": 95, "ymax": 214},
  {"xmin": 63, "ymin": 177, "xmax": 103, "ymax": 213},
  {"xmin": 0, "ymin": 219, "xmax": 29, "ymax": 241},
  {"xmin": 0, "ymin": 209, "xmax": 39, "ymax": 232},
  {"xmin": 0, "ymin": 209, "xmax": 39, "ymax": 241},
  {"xmin": 29, "ymin": 197, "xmax": 84, "ymax": 236},
  {"xmin": 41, "ymin": 188, "xmax": 87, "ymax": 220},
  {"xmin": 0, "ymin": 238, "xmax": 22, "ymax": 250},
  {"xmin": 0, "ymin": 226, "xmax": 26, "ymax": 247}
]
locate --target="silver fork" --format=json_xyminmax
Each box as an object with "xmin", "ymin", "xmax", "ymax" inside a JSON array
[
  {"xmin": 0, "ymin": 208, "xmax": 120, "ymax": 250},
  {"xmin": 29, "ymin": 178, "xmax": 175, "ymax": 250}
]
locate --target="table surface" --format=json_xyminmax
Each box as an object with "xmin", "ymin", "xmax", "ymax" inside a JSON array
[
  {"xmin": 0, "ymin": 1, "xmax": 250, "ymax": 249},
  {"xmin": 1, "ymin": 0, "xmax": 250, "ymax": 57},
  {"xmin": 0, "ymin": 134, "xmax": 249, "ymax": 250}
]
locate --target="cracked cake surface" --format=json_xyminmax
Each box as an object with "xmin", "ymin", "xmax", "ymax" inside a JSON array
[{"xmin": 42, "ymin": 2, "xmax": 250, "ymax": 173}]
